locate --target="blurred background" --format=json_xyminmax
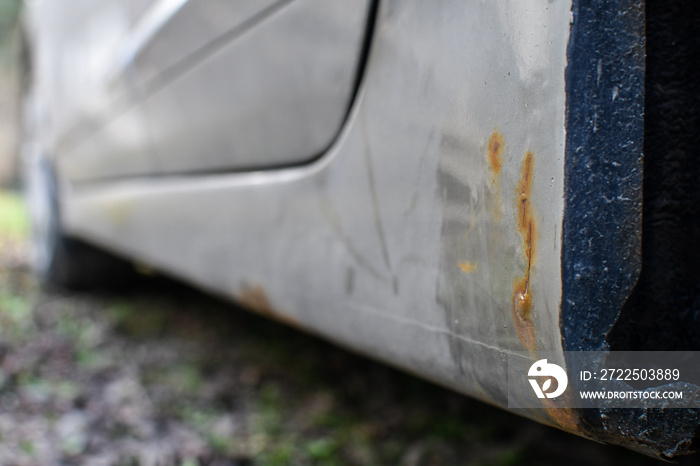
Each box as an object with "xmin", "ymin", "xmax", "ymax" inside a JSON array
[
  {"xmin": 0, "ymin": 0, "xmax": 20, "ymax": 189},
  {"xmin": 0, "ymin": 2, "xmax": 696, "ymax": 465}
]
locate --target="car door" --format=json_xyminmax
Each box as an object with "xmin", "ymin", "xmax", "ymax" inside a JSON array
[
  {"xmin": 25, "ymin": 0, "xmax": 156, "ymax": 181},
  {"xmin": 60, "ymin": 0, "xmax": 373, "ymax": 181}
]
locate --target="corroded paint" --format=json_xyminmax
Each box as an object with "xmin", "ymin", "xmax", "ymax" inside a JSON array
[
  {"xmin": 512, "ymin": 151, "xmax": 537, "ymax": 351},
  {"xmin": 56, "ymin": 0, "xmax": 594, "ymax": 452},
  {"xmin": 507, "ymin": 149, "xmax": 581, "ymax": 436},
  {"xmin": 458, "ymin": 260, "xmax": 478, "ymax": 273},
  {"xmin": 544, "ymin": 405, "xmax": 581, "ymax": 434},
  {"xmin": 236, "ymin": 284, "xmax": 301, "ymax": 328},
  {"xmin": 485, "ymin": 129, "xmax": 505, "ymax": 226},
  {"xmin": 487, "ymin": 129, "xmax": 504, "ymax": 174}
]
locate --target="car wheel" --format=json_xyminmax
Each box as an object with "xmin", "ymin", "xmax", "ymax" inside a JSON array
[{"xmin": 25, "ymin": 151, "xmax": 134, "ymax": 290}]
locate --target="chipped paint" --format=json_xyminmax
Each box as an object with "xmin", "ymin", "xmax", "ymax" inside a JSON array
[
  {"xmin": 487, "ymin": 129, "xmax": 504, "ymax": 175},
  {"xmin": 236, "ymin": 284, "xmax": 301, "ymax": 328},
  {"xmin": 458, "ymin": 260, "xmax": 478, "ymax": 273},
  {"xmin": 512, "ymin": 151, "xmax": 537, "ymax": 351}
]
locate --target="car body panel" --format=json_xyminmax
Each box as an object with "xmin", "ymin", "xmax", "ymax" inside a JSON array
[
  {"xmin": 141, "ymin": 0, "xmax": 371, "ymax": 175},
  {"xmin": 26, "ymin": 0, "xmax": 700, "ymax": 458},
  {"xmin": 60, "ymin": 0, "xmax": 571, "ymax": 424},
  {"xmin": 27, "ymin": 0, "xmax": 371, "ymax": 181},
  {"xmin": 22, "ymin": 0, "xmax": 153, "ymax": 168},
  {"xmin": 125, "ymin": 0, "xmax": 285, "ymax": 88}
]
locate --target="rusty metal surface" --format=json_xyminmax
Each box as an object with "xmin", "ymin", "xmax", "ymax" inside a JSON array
[
  {"xmin": 23, "ymin": 0, "xmax": 700, "ymax": 458},
  {"xmin": 59, "ymin": 0, "xmax": 572, "ymax": 420}
]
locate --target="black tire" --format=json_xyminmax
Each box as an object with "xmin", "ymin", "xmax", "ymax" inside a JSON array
[
  {"xmin": 20, "ymin": 38, "xmax": 134, "ymax": 290},
  {"xmin": 25, "ymin": 154, "xmax": 134, "ymax": 290}
]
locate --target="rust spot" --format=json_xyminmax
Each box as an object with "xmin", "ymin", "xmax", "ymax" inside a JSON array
[
  {"xmin": 486, "ymin": 129, "xmax": 505, "ymax": 224},
  {"xmin": 458, "ymin": 261, "xmax": 478, "ymax": 273},
  {"xmin": 133, "ymin": 261, "xmax": 156, "ymax": 276},
  {"xmin": 236, "ymin": 284, "xmax": 301, "ymax": 328},
  {"xmin": 544, "ymin": 406, "xmax": 581, "ymax": 434},
  {"xmin": 525, "ymin": 374, "xmax": 581, "ymax": 433},
  {"xmin": 487, "ymin": 129, "xmax": 505, "ymax": 174},
  {"xmin": 512, "ymin": 151, "xmax": 537, "ymax": 351},
  {"xmin": 512, "ymin": 278, "xmax": 536, "ymax": 351}
]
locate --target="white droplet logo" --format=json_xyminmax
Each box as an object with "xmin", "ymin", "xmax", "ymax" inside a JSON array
[{"xmin": 528, "ymin": 359, "xmax": 568, "ymax": 399}]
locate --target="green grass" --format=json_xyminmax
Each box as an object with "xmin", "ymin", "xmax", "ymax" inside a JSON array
[
  {"xmin": 0, "ymin": 191, "xmax": 28, "ymax": 240},
  {"xmin": 0, "ymin": 0, "xmax": 21, "ymax": 62}
]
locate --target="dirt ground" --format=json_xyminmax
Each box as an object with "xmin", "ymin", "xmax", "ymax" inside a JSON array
[{"xmin": 0, "ymin": 191, "xmax": 694, "ymax": 466}]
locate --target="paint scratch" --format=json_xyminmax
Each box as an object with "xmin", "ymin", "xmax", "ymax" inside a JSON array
[{"xmin": 512, "ymin": 151, "xmax": 537, "ymax": 351}]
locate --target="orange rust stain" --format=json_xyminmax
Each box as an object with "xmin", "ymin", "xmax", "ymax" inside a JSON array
[
  {"xmin": 544, "ymin": 406, "xmax": 581, "ymax": 434},
  {"xmin": 487, "ymin": 129, "xmax": 505, "ymax": 174},
  {"xmin": 236, "ymin": 285, "xmax": 300, "ymax": 328},
  {"xmin": 458, "ymin": 260, "xmax": 478, "ymax": 273},
  {"xmin": 517, "ymin": 151, "xmax": 536, "ymax": 263},
  {"xmin": 512, "ymin": 278, "xmax": 536, "ymax": 351},
  {"xmin": 485, "ymin": 130, "xmax": 505, "ymax": 225},
  {"xmin": 512, "ymin": 151, "xmax": 537, "ymax": 351},
  {"xmin": 526, "ymin": 397, "xmax": 581, "ymax": 434}
]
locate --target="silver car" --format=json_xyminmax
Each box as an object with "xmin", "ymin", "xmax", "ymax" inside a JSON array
[{"xmin": 19, "ymin": 0, "xmax": 700, "ymax": 458}]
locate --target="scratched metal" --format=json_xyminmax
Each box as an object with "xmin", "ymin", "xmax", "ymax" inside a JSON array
[
  {"xmin": 24, "ymin": 0, "xmax": 692, "ymax": 458},
  {"xmin": 56, "ymin": 0, "xmax": 572, "ymax": 416}
]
